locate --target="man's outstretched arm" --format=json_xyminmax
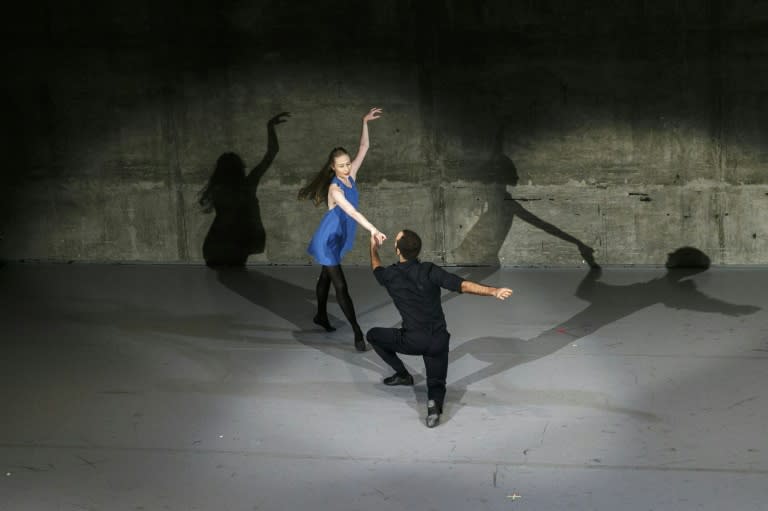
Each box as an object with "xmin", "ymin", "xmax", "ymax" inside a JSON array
[{"xmin": 461, "ymin": 280, "xmax": 513, "ymax": 300}]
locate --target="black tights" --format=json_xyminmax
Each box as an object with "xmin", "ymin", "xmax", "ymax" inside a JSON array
[{"xmin": 315, "ymin": 265, "xmax": 362, "ymax": 338}]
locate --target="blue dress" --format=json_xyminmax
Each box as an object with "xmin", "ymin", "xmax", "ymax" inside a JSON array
[{"xmin": 307, "ymin": 176, "xmax": 359, "ymax": 266}]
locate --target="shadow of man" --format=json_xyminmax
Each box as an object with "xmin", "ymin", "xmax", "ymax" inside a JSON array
[
  {"xmin": 450, "ymin": 125, "xmax": 599, "ymax": 273},
  {"xmin": 199, "ymin": 112, "xmax": 289, "ymax": 267},
  {"xmin": 444, "ymin": 247, "xmax": 760, "ymax": 420}
]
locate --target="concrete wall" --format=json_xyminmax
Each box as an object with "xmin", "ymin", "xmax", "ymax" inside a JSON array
[{"xmin": 2, "ymin": 0, "xmax": 767, "ymax": 266}]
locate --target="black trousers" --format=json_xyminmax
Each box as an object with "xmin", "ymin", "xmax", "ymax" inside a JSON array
[{"xmin": 366, "ymin": 326, "xmax": 450, "ymax": 411}]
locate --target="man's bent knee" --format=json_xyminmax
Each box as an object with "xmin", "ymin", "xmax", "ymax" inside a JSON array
[{"xmin": 366, "ymin": 327, "xmax": 382, "ymax": 344}]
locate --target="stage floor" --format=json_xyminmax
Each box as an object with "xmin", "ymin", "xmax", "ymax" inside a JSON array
[{"xmin": 2, "ymin": 262, "xmax": 767, "ymax": 510}]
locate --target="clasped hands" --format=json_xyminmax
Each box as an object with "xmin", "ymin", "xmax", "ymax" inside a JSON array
[{"xmin": 370, "ymin": 230, "xmax": 387, "ymax": 247}]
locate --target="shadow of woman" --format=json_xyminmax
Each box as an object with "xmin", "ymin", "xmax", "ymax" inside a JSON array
[
  {"xmin": 199, "ymin": 112, "xmax": 289, "ymax": 267},
  {"xmin": 444, "ymin": 247, "xmax": 760, "ymax": 421},
  {"xmin": 214, "ymin": 267, "xmax": 389, "ymax": 378},
  {"xmin": 449, "ymin": 124, "xmax": 600, "ymax": 272}
]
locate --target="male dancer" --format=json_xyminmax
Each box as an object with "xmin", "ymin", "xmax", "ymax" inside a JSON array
[{"xmin": 367, "ymin": 230, "xmax": 513, "ymax": 427}]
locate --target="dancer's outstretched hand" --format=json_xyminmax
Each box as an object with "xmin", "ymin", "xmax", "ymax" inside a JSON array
[
  {"xmin": 372, "ymin": 230, "xmax": 387, "ymax": 246},
  {"xmin": 363, "ymin": 107, "xmax": 383, "ymax": 122},
  {"xmin": 493, "ymin": 287, "xmax": 513, "ymax": 301}
]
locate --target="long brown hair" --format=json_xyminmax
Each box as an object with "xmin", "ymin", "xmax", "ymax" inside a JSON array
[{"xmin": 298, "ymin": 147, "xmax": 349, "ymax": 206}]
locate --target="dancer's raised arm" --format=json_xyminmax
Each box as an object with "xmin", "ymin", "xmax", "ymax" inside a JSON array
[
  {"xmin": 350, "ymin": 107, "xmax": 382, "ymax": 180},
  {"xmin": 246, "ymin": 112, "xmax": 289, "ymax": 186}
]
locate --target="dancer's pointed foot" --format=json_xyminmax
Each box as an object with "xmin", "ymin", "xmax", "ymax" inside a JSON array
[
  {"xmin": 313, "ymin": 315, "xmax": 336, "ymax": 332},
  {"xmin": 354, "ymin": 332, "xmax": 368, "ymax": 352},
  {"xmin": 578, "ymin": 244, "xmax": 601, "ymax": 269}
]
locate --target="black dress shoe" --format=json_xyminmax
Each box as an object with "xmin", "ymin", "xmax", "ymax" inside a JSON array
[
  {"xmin": 313, "ymin": 315, "xmax": 336, "ymax": 332},
  {"xmin": 383, "ymin": 373, "xmax": 414, "ymax": 386},
  {"xmin": 426, "ymin": 400, "xmax": 441, "ymax": 428}
]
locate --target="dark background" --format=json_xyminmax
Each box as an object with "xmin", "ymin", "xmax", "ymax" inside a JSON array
[{"xmin": 2, "ymin": 0, "xmax": 766, "ymax": 265}]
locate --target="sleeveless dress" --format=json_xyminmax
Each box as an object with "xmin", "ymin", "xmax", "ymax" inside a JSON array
[{"xmin": 307, "ymin": 176, "xmax": 359, "ymax": 266}]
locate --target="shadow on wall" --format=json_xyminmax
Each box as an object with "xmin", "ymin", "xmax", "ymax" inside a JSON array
[
  {"xmin": 198, "ymin": 112, "xmax": 289, "ymax": 267},
  {"xmin": 450, "ymin": 125, "xmax": 599, "ymax": 270},
  {"xmin": 446, "ymin": 247, "xmax": 761, "ymax": 414}
]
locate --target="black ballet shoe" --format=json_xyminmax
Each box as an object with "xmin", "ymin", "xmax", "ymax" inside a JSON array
[
  {"xmin": 354, "ymin": 332, "xmax": 368, "ymax": 352},
  {"xmin": 313, "ymin": 315, "xmax": 336, "ymax": 332}
]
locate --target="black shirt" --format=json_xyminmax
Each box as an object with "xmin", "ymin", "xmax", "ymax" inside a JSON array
[{"xmin": 373, "ymin": 259, "xmax": 464, "ymax": 333}]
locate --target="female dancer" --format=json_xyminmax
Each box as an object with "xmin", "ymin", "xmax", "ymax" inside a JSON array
[{"xmin": 299, "ymin": 107, "xmax": 386, "ymax": 351}]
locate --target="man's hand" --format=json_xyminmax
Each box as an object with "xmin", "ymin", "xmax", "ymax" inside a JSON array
[
  {"xmin": 370, "ymin": 233, "xmax": 383, "ymax": 270},
  {"xmin": 493, "ymin": 287, "xmax": 513, "ymax": 301}
]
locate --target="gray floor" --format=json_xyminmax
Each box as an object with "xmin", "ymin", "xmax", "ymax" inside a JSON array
[{"xmin": 1, "ymin": 262, "xmax": 767, "ymax": 511}]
